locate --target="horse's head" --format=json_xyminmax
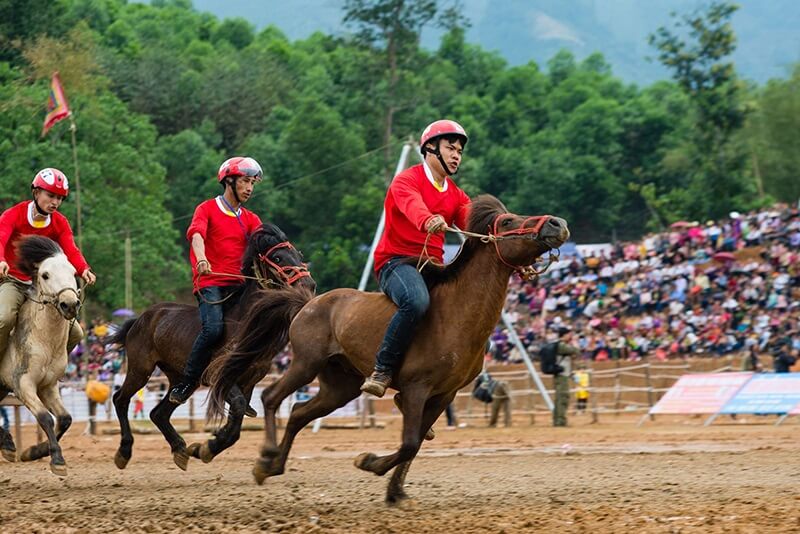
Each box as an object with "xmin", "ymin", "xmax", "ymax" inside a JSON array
[
  {"xmin": 15, "ymin": 236, "xmax": 80, "ymax": 320},
  {"xmin": 242, "ymin": 223, "xmax": 316, "ymax": 292},
  {"xmin": 467, "ymin": 195, "xmax": 569, "ymax": 277}
]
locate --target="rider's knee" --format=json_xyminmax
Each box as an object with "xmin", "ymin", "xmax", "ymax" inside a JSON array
[
  {"xmin": 405, "ymin": 291, "xmax": 430, "ymax": 320},
  {"xmin": 0, "ymin": 307, "xmax": 17, "ymax": 336}
]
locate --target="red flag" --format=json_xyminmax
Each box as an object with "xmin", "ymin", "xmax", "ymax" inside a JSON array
[{"xmin": 42, "ymin": 72, "xmax": 71, "ymax": 137}]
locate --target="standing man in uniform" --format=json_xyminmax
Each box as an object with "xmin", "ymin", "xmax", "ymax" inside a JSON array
[{"xmin": 553, "ymin": 326, "xmax": 579, "ymax": 427}]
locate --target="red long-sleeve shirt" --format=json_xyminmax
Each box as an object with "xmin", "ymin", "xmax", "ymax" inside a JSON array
[
  {"xmin": 186, "ymin": 197, "xmax": 262, "ymax": 291},
  {"xmin": 374, "ymin": 164, "xmax": 471, "ymax": 274},
  {"xmin": 0, "ymin": 201, "xmax": 90, "ymax": 281}
]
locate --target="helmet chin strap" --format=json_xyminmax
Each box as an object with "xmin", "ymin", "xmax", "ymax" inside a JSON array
[
  {"xmin": 226, "ymin": 178, "xmax": 242, "ymax": 205},
  {"xmin": 428, "ymin": 139, "xmax": 459, "ymax": 176},
  {"xmin": 32, "ymin": 193, "xmax": 49, "ymax": 216}
]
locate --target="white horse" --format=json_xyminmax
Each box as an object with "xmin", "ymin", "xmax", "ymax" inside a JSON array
[{"xmin": 0, "ymin": 236, "xmax": 81, "ymax": 475}]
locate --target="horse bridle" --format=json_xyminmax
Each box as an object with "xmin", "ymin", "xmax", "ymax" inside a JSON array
[
  {"xmin": 256, "ymin": 241, "xmax": 311, "ymax": 287},
  {"xmin": 485, "ymin": 214, "xmax": 560, "ymax": 281},
  {"xmin": 26, "ymin": 285, "xmax": 82, "ymax": 314}
]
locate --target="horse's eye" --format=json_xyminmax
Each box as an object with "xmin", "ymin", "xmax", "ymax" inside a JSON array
[
  {"xmin": 502, "ymin": 219, "xmax": 512, "ymax": 227},
  {"xmin": 41, "ymin": 272, "xmax": 49, "ymax": 280},
  {"xmin": 273, "ymin": 256, "xmax": 282, "ymax": 264}
]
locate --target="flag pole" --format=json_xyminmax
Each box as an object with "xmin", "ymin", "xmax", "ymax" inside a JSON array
[{"xmin": 68, "ymin": 114, "xmax": 82, "ymax": 251}]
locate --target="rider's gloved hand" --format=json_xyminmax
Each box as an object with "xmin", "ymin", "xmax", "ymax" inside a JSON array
[
  {"xmin": 0, "ymin": 261, "xmax": 8, "ymax": 278},
  {"xmin": 425, "ymin": 215, "xmax": 448, "ymax": 234},
  {"xmin": 196, "ymin": 259, "xmax": 212, "ymax": 275}
]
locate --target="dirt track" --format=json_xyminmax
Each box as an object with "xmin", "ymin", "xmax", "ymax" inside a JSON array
[{"xmin": 2, "ymin": 415, "xmax": 799, "ymax": 533}]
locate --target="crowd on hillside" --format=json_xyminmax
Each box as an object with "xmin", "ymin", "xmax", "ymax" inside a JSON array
[{"xmin": 491, "ymin": 204, "xmax": 800, "ymax": 370}]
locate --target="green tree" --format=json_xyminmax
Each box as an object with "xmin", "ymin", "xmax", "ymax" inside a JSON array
[{"xmin": 649, "ymin": 1, "xmax": 755, "ymax": 219}]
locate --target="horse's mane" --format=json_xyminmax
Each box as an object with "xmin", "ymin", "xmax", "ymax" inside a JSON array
[
  {"xmin": 241, "ymin": 222, "xmax": 289, "ymax": 277},
  {"xmin": 14, "ymin": 236, "xmax": 64, "ymax": 277},
  {"xmin": 417, "ymin": 194, "xmax": 508, "ymax": 288}
]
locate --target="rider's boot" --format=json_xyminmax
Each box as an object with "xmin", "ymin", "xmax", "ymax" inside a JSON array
[
  {"xmin": 168, "ymin": 379, "xmax": 198, "ymax": 405},
  {"xmin": 360, "ymin": 369, "xmax": 392, "ymax": 398}
]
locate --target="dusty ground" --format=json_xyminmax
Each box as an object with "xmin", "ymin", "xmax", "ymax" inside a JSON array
[{"xmin": 2, "ymin": 414, "xmax": 799, "ymax": 533}]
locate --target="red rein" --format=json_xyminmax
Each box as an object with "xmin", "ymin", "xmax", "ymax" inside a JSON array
[{"xmin": 258, "ymin": 241, "xmax": 311, "ymax": 286}]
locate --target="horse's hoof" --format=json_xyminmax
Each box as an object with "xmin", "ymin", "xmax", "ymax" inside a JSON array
[
  {"xmin": 386, "ymin": 491, "xmax": 411, "ymax": 506},
  {"xmin": 199, "ymin": 443, "xmax": 214, "ymax": 464},
  {"xmin": 260, "ymin": 444, "xmax": 280, "ymax": 458},
  {"xmin": 113, "ymin": 450, "xmax": 130, "ymax": 470},
  {"xmin": 186, "ymin": 442, "xmax": 202, "ymax": 459},
  {"xmin": 20, "ymin": 447, "xmax": 37, "ymax": 462},
  {"xmin": 425, "ymin": 427, "xmax": 435, "ymax": 441},
  {"xmin": 173, "ymin": 449, "xmax": 190, "ymax": 471},
  {"xmin": 1, "ymin": 448, "xmax": 17, "ymax": 463},
  {"xmin": 354, "ymin": 452, "xmax": 377, "ymax": 472},
  {"xmin": 50, "ymin": 462, "xmax": 67, "ymax": 477}
]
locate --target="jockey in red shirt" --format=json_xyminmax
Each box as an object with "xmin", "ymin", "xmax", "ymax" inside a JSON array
[
  {"xmin": 0, "ymin": 168, "xmax": 96, "ymax": 356},
  {"xmin": 169, "ymin": 157, "xmax": 263, "ymax": 404},
  {"xmin": 361, "ymin": 120, "xmax": 472, "ymax": 397}
]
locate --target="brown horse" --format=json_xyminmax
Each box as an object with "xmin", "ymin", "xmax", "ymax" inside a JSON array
[
  {"xmin": 109, "ymin": 222, "xmax": 315, "ymax": 471},
  {"xmin": 207, "ymin": 195, "xmax": 569, "ymax": 503}
]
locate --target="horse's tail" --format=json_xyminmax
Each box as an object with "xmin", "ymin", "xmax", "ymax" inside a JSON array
[
  {"xmin": 108, "ymin": 318, "xmax": 137, "ymax": 347},
  {"xmin": 205, "ymin": 286, "xmax": 314, "ymax": 420}
]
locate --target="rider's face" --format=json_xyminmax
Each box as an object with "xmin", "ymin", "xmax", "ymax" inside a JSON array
[
  {"xmin": 34, "ymin": 189, "xmax": 64, "ymax": 214},
  {"xmin": 234, "ymin": 176, "xmax": 257, "ymax": 203},
  {"xmin": 426, "ymin": 138, "xmax": 464, "ymax": 177}
]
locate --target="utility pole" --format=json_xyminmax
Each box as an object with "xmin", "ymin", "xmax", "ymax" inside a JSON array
[{"xmin": 124, "ymin": 233, "xmax": 132, "ymax": 310}]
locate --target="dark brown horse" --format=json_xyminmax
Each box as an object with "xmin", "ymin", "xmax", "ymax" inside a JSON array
[
  {"xmin": 109, "ymin": 222, "xmax": 315, "ymax": 471},
  {"xmin": 207, "ymin": 195, "xmax": 568, "ymax": 503}
]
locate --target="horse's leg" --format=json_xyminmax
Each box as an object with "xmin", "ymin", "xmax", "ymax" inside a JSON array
[
  {"xmin": 253, "ymin": 362, "xmax": 362, "ymax": 484},
  {"xmin": 112, "ymin": 368, "xmax": 151, "ymax": 469},
  {"xmin": 149, "ymin": 392, "xmax": 189, "ymax": 470},
  {"xmin": 15, "ymin": 375, "xmax": 66, "ymax": 475},
  {"xmin": 187, "ymin": 385, "xmax": 247, "ymax": 463},
  {"xmin": 0, "ymin": 388, "xmax": 16, "ymax": 462},
  {"xmin": 21, "ymin": 383, "xmax": 73, "ymax": 464},
  {"xmin": 385, "ymin": 392, "xmax": 456, "ymax": 504},
  {"xmin": 394, "ymin": 393, "xmax": 435, "ymax": 441},
  {"xmin": 258, "ymin": 360, "xmax": 322, "ymax": 460},
  {"xmin": 354, "ymin": 384, "xmax": 430, "ymax": 477}
]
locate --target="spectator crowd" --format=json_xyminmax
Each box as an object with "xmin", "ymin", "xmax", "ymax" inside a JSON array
[{"xmin": 491, "ymin": 204, "xmax": 800, "ymax": 371}]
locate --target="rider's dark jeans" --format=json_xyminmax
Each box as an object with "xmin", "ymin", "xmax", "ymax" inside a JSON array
[
  {"xmin": 183, "ymin": 286, "xmax": 227, "ymax": 384},
  {"xmin": 374, "ymin": 258, "xmax": 430, "ymax": 374}
]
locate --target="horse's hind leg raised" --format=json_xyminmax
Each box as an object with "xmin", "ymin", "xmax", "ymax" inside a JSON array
[
  {"xmin": 0, "ymin": 389, "xmax": 16, "ymax": 462},
  {"xmin": 149, "ymin": 393, "xmax": 189, "ymax": 470},
  {"xmin": 258, "ymin": 358, "xmax": 323, "ymax": 461},
  {"xmin": 188, "ymin": 384, "xmax": 247, "ymax": 463},
  {"xmin": 253, "ymin": 361, "xmax": 363, "ymax": 484}
]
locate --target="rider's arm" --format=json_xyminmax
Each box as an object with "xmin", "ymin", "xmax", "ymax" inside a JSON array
[
  {"xmin": 453, "ymin": 189, "xmax": 472, "ymax": 230},
  {"xmin": 54, "ymin": 214, "xmax": 90, "ymax": 276},
  {"xmin": 390, "ymin": 172, "xmax": 436, "ymax": 231},
  {"xmin": 186, "ymin": 202, "xmax": 212, "ymax": 273},
  {"xmin": 190, "ymin": 233, "xmax": 208, "ymax": 263},
  {"xmin": 0, "ymin": 205, "xmax": 18, "ymax": 263}
]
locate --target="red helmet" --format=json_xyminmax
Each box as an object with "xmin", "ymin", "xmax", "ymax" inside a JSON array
[
  {"xmin": 32, "ymin": 168, "xmax": 69, "ymax": 197},
  {"xmin": 217, "ymin": 157, "xmax": 263, "ymax": 183},
  {"xmin": 419, "ymin": 119, "xmax": 468, "ymax": 152}
]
